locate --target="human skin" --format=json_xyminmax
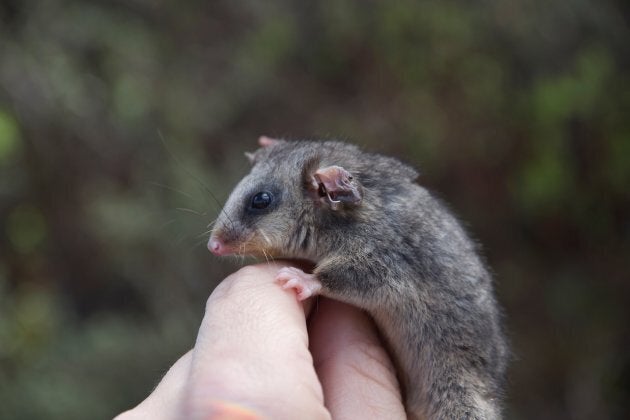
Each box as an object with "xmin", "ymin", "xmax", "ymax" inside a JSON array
[{"xmin": 115, "ymin": 263, "xmax": 406, "ymax": 420}]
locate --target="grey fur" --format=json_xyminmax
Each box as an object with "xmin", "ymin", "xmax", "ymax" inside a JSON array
[{"xmin": 211, "ymin": 140, "xmax": 508, "ymax": 420}]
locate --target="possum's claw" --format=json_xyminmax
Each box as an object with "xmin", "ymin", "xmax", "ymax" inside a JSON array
[{"xmin": 275, "ymin": 267, "xmax": 322, "ymax": 301}]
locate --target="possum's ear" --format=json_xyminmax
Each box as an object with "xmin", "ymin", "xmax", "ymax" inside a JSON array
[
  {"xmin": 258, "ymin": 136, "xmax": 284, "ymax": 147},
  {"xmin": 244, "ymin": 151, "xmax": 256, "ymax": 164},
  {"xmin": 245, "ymin": 136, "xmax": 284, "ymax": 164},
  {"xmin": 311, "ymin": 165, "xmax": 362, "ymax": 210}
]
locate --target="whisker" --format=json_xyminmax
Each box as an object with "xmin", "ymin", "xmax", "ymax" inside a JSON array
[
  {"xmin": 196, "ymin": 229, "xmax": 213, "ymax": 239},
  {"xmin": 187, "ymin": 238, "xmax": 209, "ymax": 254},
  {"xmin": 158, "ymin": 130, "xmax": 235, "ymax": 230},
  {"xmin": 174, "ymin": 233, "xmax": 189, "ymax": 246},
  {"xmin": 174, "ymin": 207, "xmax": 208, "ymax": 218},
  {"xmin": 158, "ymin": 218, "xmax": 178, "ymax": 230},
  {"xmin": 148, "ymin": 181, "xmax": 200, "ymax": 202},
  {"xmin": 259, "ymin": 230, "xmax": 273, "ymax": 248},
  {"xmin": 262, "ymin": 248, "xmax": 270, "ymax": 265}
]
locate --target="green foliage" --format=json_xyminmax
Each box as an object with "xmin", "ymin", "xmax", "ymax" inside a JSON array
[
  {"xmin": 0, "ymin": 110, "xmax": 20, "ymax": 164},
  {"xmin": 607, "ymin": 131, "xmax": 630, "ymax": 192},
  {"xmin": 0, "ymin": 281, "xmax": 195, "ymax": 419},
  {"xmin": 6, "ymin": 205, "xmax": 47, "ymax": 255}
]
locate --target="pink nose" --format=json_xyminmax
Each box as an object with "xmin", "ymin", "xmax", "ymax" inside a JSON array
[{"xmin": 208, "ymin": 237, "xmax": 223, "ymax": 255}]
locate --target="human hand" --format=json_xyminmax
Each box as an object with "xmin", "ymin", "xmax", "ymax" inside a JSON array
[{"xmin": 115, "ymin": 263, "xmax": 406, "ymax": 419}]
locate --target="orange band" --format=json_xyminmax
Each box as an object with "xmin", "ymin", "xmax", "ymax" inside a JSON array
[{"xmin": 205, "ymin": 401, "xmax": 264, "ymax": 420}]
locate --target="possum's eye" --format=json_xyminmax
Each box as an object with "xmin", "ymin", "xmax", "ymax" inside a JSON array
[{"xmin": 250, "ymin": 191, "xmax": 273, "ymax": 210}]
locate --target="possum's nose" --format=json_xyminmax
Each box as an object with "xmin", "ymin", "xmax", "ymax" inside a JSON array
[{"xmin": 208, "ymin": 237, "xmax": 229, "ymax": 256}]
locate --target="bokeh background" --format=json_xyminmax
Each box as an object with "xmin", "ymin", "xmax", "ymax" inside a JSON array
[{"xmin": 1, "ymin": 0, "xmax": 628, "ymax": 419}]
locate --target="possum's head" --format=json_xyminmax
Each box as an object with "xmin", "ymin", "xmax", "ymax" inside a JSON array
[{"xmin": 208, "ymin": 136, "xmax": 370, "ymax": 261}]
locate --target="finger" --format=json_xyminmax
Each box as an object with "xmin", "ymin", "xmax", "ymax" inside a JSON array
[
  {"xmin": 309, "ymin": 298, "xmax": 406, "ymax": 419},
  {"xmin": 115, "ymin": 351, "xmax": 193, "ymax": 420},
  {"xmin": 182, "ymin": 263, "xmax": 329, "ymax": 420}
]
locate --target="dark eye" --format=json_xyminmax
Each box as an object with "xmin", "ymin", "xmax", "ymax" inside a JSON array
[{"xmin": 251, "ymin": 191, "xmax": 273, "ymax": 210}]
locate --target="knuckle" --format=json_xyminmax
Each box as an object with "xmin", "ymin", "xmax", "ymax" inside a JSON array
[{"xmin": 235, "ymin": 265, "xmax": 264, "ymax": 278}]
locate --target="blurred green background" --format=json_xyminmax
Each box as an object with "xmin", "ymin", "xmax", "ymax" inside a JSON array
[{"xmin": 1, "ymin": 0, "xmax": 628, "ymax": 418}]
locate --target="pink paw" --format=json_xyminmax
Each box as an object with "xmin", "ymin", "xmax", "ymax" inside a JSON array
[{"xmin": 275, "ymin": 267, "xmax": 322, "ymax": 301}]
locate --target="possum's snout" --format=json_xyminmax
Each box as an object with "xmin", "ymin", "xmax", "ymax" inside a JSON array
[
  {"xmin": 207, "ymin": 219, "xmax": 239, "ymax": 256},
  {"xmin": 208, "ymin": 222, "xmax": 266, "ymax": 258},
  {"xmin": 207, "ymin": 223, "xmax": 245, "ymax": 256},
  {"xmin": 208, "ymin": 236, "xmax": 232, "ymax": 256}
]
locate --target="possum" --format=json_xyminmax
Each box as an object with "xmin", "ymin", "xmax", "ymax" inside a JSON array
[{"xmin": 208, "ymin": 136, "xmax": 508, "ymax": 420}]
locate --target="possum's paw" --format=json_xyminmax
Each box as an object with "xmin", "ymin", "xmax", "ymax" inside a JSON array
[{"xmin": 275, "ymin": 267, "xmax": 322, "ymax": 301}]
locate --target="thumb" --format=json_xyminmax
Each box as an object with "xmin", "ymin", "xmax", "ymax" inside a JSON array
[{"xmin": 182, "ymin": 263, "xmax": 329, "ymax": 420}]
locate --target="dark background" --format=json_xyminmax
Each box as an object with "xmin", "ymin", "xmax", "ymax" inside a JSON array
[{"xmin": 1, "ymin": 1, "xmax": 629, "ymax": 419}]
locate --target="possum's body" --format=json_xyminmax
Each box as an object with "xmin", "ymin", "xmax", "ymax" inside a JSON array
[{"xmin": 209, "ymin": 139, "xmax": 508, "ymax": 419}]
